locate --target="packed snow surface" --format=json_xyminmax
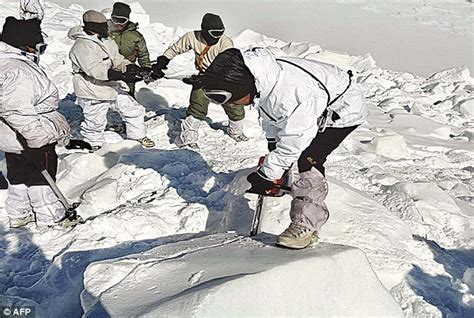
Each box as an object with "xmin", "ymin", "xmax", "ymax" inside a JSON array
[{"xmin": 0, "ymin": 1, "xmax": 473, "ymax": 317}]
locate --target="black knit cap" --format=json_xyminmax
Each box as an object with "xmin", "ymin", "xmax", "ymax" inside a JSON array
[
  {"xmin": 112, "ymin": 2, "xmax": 131, "ymax": 18},
  {"xmin": 1, "ymin": 16, "xmax": 44, "ymax": 49},
  {"xmin": 201, "ymin": 13, "xmax": 224, "ymax": 30},
  {"xmin": 201, "ymin": 48, "xmax": 257, "ymax": 102}
]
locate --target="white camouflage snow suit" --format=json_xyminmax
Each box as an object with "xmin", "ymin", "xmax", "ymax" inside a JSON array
[
  {"xmin": 0, "ymin": 41, "xmax": 70, "ymax": 225},
  {"xmin": 243, "ymin": 48, "xmax": 368, "ymax": 234},
  {"xmin": 19, "ymin": 0, "xmax": 44, "ymax": 21},
  {"xmin": 68, "ymin": 26, "xmax": 146, "ymax": 147}
]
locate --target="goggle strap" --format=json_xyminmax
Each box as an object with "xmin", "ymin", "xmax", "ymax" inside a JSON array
[{"xmin": 111, "ymin": 15, "xmax": 129, "ymax": 24}]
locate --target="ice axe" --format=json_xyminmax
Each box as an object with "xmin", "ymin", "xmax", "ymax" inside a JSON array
[
  {"xmin": 249, "ymin": 157, "xmax": 293, "ymax": 236},
  {"xmin": 39, "ymin": 169, "xmax": 79, "ymax": 221}
]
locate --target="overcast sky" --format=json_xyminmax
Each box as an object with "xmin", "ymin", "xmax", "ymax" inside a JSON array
[{"xmin": 49, "ymin": 1, "xmax": 474, "ymax": 76}]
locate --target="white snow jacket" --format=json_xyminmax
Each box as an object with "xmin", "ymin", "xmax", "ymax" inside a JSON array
[
  {"xmin": 0, "ymin": 42, "xmax": 70, "ymax": 153},
  {"xmin": 68, "ymin": 26, "xmax": 131, "ymax": 101},
  {"xmin": 243, "ymin": 48, "xmax": 367, "ymax": 179},
  {"xmin": 19, "ymin": 0, "xmax": 44, "ymax": 20}
]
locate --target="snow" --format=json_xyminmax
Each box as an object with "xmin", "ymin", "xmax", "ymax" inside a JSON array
[
  {"xmin": 80, "ymin": 234, "xmax": 403, "ymax": 317},
  {"xmin": 0, "ymin": 1, "xmax": 473, "ymax": 317}
]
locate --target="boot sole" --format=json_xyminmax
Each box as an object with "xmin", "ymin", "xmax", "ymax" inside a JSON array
[
  {"xmin": 275, "ymin": 235, "xmax": 318, "ymax": 250},
  {"xmin": 275, "ymin": 238, "xmax": 312, "ymax": 250}
]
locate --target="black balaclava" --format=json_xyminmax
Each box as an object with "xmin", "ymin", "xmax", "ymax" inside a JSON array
[
  {"xmin": 83, "ymin": 10, "xmax": 109, "ymax": 39},
  {"xmin": 200, "ymin": 13, "xmax": 224, "ymax": 45},
  {"xmin": 201, "ymin": 48, "xmax": 257, "ymax": 102}
]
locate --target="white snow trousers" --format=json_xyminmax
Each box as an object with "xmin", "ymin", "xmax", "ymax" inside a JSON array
[
  {"xmin": 78, "ymin": 91, "xmax": 145, "ymax": 147},
  {"xmin": 6, "ymin": 184, "xmax": 65, "ymax": 225},
  {"xmin": 290, "ymin": 168, "xmax": 329, "ymax": 233}
]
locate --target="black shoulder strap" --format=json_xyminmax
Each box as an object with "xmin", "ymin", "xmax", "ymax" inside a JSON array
[{"xmin": 276, "ymin": 58, "xmax": 352, "ymax": 107}]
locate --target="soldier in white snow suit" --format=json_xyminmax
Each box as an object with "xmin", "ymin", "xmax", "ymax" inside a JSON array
[
  {"xmin": 19, "ymin": 0, "xmax": 44, "ymax": 21},
  {"xmin": 68, "ymin": 10, "xmax": 155, "ymax": 150},
  {"xmin": 152, "ymin": 13, "xmax": 247, "ymax": 148},
  {"xmin": 199, "ymin": 48, "xmax": 368, "ymax": 249},
  {"xmin": 0, "ymin": 17, "xmax": 71, "ymax": 228}
]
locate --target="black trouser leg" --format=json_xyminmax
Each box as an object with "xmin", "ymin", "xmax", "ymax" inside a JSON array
[
  {"xmin": 298, "ymin": 126, "xmax": 358, "ymax": 176},
  {"xmin": 5, "ymin": 143, "xmax": 58, "ymax": 186}
]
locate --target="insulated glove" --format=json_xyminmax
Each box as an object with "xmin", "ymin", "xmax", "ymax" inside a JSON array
[
  {"xmin": 107, "ymin": 68, "xmax": 124, "ymax": 81},
  {"xmin": 122, "ymin": 64, "xmax": 144, "ymax": 83},
  {"xmin": 65, "ymin": 139, "xmax": 93, "ymax": 150},
  {"xmin": 267, "ymin": 138, "xmax": 277, "ymax": 152},
  {"xmin": 246, "ymin": 170, "xmax": 281, "ymax": 195},
  {"xmin": 182, "ymin": 75, "xmax": 203, "ymax": 89},
  {"xmin": 141, "ymin": 67, "xmax": 155, "ymax": 84},
  {"xmin": 107, "ymin": 64, "xmax": 143, "ymax": 83},
  {"xmin": 151, "ymin": 55, "xmax": 170, "ymax": 79}
]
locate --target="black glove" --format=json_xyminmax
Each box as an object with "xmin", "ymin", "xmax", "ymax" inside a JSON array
[
  {"xmin": 107, "ymin": 65, "xmax": 143, "ymax": 83},
  {"xmin": 267, "ymin": 138, "xmax": 277, "ymax": 152},
  {"xmin": 107, "ymin": 68, "xmax": 124, "ymax": 81},
  {"xmin": 140, "ymin": 67, "xmax": 154, "ymax": 84},
  {"xmin": 65, "ymin": 139, "xmax": 92, "ymax": 150},
  {"xmin": 126, "ymin": 64, "xmax": 141, "ymax": 74},
  {"xmin": 246, "ymin": 170, "xmax": 279, "ymax": 195},
  {"xmin": 122, "ymin": 64, "xmax": 144, "ymax": 83},
  {"xmin": 182, "ymin": 75, "xmax": 203, "ymax": 89},
  {"xmin": 151, "ymin": 55, "xmax": 170, "ymax": 79}
]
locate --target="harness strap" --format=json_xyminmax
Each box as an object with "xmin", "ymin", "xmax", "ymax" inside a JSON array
[
  {"xmin": 276, "ymin": 58, "xmax": 353, "ymax": 132},
  {"xmin": 196, "ymin": 45, "xmax": 211, "ymax": 72}
]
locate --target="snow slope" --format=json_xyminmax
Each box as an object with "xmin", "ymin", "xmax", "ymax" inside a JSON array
[
  {"xmin": 0, "ymin": 1, "xmax": 473, "ymax": 317},
  {"xmin": 81, "ymin": 234, "xmax": 402, "ymax": 317}
]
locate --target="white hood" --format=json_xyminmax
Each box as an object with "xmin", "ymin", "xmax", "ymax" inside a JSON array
[{"xmin": 242, "ymin": 48, "xmax": 281, "ymax": 104}]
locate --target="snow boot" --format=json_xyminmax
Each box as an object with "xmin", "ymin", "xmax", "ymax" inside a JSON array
[
  {"xmin": 227, "ymin": 119, "xmax": 249, "ymax": 142},
  {"xmin": 176, "ymin": 116, "xmax": 201, "ymax": 148},
  {"xmin": 9, "ymin": 214, "xmax": 35, "ymax": 229},
  {"xmin": 137, "ymin": 136, "xmax": 155, "ymax": 148},
  {"xmin": 276, "ymin": 222, "xmax": 316, "ymax": 249},
  {"xmin": 36, "ymin": 214, "xmax": 83, "ymax": 233}
]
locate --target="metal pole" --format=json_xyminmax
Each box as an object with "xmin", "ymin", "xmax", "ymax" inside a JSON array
[
  {"xmin": 250, "ymin": 194, "xmax": 265, "ymax": 236},
  {"xmin": 40, "ymin": 169, "xmax": 72, "ymax": 210}
]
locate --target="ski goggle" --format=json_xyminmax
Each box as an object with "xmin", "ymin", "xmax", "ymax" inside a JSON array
[
  {"xmin": 203, "ymin": 89, "xmax": 233, "ymax": 104},
  {"xmin": 111, "ymin": 15, "xmax": 129, "ymax": 25},
  {"xmin": 207, "ymin": 29, "xmax": 225, "ymax": 39},
  {"xmin": 36, "ymin": 43, "xmax": 48, "ymax": 55}
]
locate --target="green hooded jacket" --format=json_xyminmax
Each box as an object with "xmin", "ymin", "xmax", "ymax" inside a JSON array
[{"xmin": 109, "ymin": 22, "xmax": 151, "ymax": 68}]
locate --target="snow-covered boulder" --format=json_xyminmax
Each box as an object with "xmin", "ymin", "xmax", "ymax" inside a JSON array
[
  {"xmin": 454, "ymin": 98, "xmax": 474, "ymax": 118},
  {"xmin": 427, "ymin": 67, "xmax": 474, "ymax": 84},
  {"xmin": 370, "ymin": 134, "xmax": 410, "ymax": 159},
  {"xmin": 81, "ymin": 234, "xmax": 403, "ymax": 317}
]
